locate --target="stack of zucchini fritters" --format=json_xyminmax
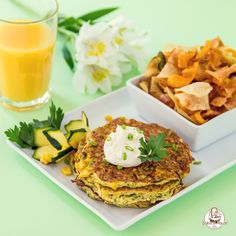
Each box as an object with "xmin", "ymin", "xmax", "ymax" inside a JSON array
[{"xmin": 70, "ymin": 117, "xmax": 193, "ymax": 208}]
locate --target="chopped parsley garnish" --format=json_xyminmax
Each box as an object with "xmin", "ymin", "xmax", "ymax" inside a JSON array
[
  {"xmin": 136, "ymin": 128, "xmax": 143, "ymax": 134},
  {"xmin": 127, "ymin": 133, "xmax": 134, "ymax": 140},
  {"xmin": 89, "ymin": 141, "xmax": 97, "ymax": 147},
  {"xmin": 123, "ymin": 152, "xmax": 127, "ymax": 160},
  {"xmin": 5, "ymin": 102, "xmax": 64, "ymax": 148},
  {"xmin": 139, "ymin": 133, "xmax": 168, "ymax": 162},
  {"xmin": 121, "ymin": 124, "xmax": 126, "ymax": 129},
  {"xmin": 5, "ymin": 122, "xmax": 35, "ymax": 148},
  {"xmin": 172, "ymin": 143, "xmax": 178, "ymax": 152},
  {"xmin": 125, "ymin": 145, "xmax": 134, "ymax": 151},
  {"xmin": 47, "ymin": 102, "xmax": 64, "ymax": 129},
  {"xmin": 103, "ymin": 159, "xmax": 110, "ymax": 166},
  {"xmin": 117, "ymin": 165, "xmax": 123, "ymax": 170},
  {"xmin": 164, "ymin": 142, "xmax": 178, "ymax": 152},
  {"xmin": 192, "ymin": 160, "xmax": 202, "ymax": 165}
]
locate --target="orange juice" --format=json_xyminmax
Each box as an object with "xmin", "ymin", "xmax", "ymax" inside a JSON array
[{"xmin": 0, "ymin": 21, "xmax": 55, "ymax": 102}]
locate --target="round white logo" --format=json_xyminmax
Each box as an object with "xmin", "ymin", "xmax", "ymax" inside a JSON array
[{"xmin": 203, "ymin": 207, "xmax": 227, "ymax": 229}]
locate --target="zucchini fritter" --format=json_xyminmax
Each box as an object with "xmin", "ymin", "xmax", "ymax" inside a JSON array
[{"xmin": 70, "ymin": 117, "xmax": 192, "ymax": 208}]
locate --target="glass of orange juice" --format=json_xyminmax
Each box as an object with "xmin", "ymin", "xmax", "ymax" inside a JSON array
[{"xmin": 0, "ymin": 0, "xmax": 58, "ymax": 111}]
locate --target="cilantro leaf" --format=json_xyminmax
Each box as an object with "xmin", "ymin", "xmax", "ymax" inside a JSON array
[{"xmin": 139, "ymin": 133, "xmax": 168, "ymax": 163}]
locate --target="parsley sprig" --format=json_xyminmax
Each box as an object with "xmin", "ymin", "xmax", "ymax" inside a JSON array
[
  {"xmin": 5, "ymin": 102, "xmax": 64, "ymax": 148},
  {"xmin": 139, "ymin": 133, "xmax": 168, "ymax": 162},
  {"xmin": 47, "ymin": 102, "xmax": 64, "ymax": 129},
  {"xmin": 5, "ymin": 123, "xmax": 34, "ymax": 148}
]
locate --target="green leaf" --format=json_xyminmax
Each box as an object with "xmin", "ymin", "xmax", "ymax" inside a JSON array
[
  {"xmin": 64, "ymin": 25, "xmax": 81, "ymax": 33},
  {"xmin": 48, "ymin": 102, "xmax": 64, "ymax": 129},
  {"xmin": 153, "ymin": 133, "xmax": 165, "ymax": 149},
  {"xmin": 139, "ymin": 133, "xmax": 168, "ymax": 163},
  {"xmin": 5, "ymin": 102, "xmax": 65, "ymax": 148},
  {"xmin": 78, "ymin": 7, "xmax": 119, "ymax": 22},
  {"xmin": 58, "ymin": 16, "xmax": 78, "ymax": 27},
  {"xmin": 18, "ymin": 122, "xmax": 34, "ymax": 147},
  {"xmin": 5, "ymin": 126, "xmax": 29, "ymax": 148},
  {"xmin": 5, "ymin": 122, "xmax": 35, "ymax": 148},
  {"xmin": 58, "ymin": 16, "xmax": 82, "ymax": 33},
  {"xmin": 154, "ymin": 149, "xmax": 168, "ymax": 160},
  {"xmin": 139, "ymin": 137, "xmax": 147, "ymax": 150},
  {"xmin": 62, "ymin": 43, "xmax": 75, "ymax": 70}
]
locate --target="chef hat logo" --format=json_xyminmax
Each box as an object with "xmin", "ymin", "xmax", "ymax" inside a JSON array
[
  {"xmin": 208, "ymin": 207, "xmax": 222, "ymax": 223},
  {"xmin": 203, "ymin": 207, "xmax": 227, "ymax": 229}
]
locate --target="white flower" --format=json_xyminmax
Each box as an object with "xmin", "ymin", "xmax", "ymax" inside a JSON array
[
  {"xmin": 109, "ymin": 15, "xmax": 149, "ymax": 72},
  {"xmin": 73, "ymin": 64, "xmax": 122, "ymax": 94},
  {"xmin": 75, "ymin": 22, "xmax": 119, "ymax": 68},
  {"xmin": 73, "ymin": 16, "xmax": 149, "ymax": 94}
]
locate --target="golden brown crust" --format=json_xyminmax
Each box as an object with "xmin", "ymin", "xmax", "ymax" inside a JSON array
[
  {"xmin": 70, "ymin": 117, "xmax": 193, "ymax": 208},
  {"xmin": 81, "ymin": 117, "xmax": 192, "ymax": 182}
]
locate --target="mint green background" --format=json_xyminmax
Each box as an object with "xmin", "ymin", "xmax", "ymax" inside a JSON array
[{"xmin": 0, "ymin": 0, "xmax": 235, "ymax": 235}]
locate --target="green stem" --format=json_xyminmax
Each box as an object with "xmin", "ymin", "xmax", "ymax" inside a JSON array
[{"xmin": 58, "ymin": 28, "xmax": 77, "ymax": 40}]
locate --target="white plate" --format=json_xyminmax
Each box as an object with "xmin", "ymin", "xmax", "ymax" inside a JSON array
[{"xmin": 8, "ymin": 88, "xmax": 236, "ymax": 231}]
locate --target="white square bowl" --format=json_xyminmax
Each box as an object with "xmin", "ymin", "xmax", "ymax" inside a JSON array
[{"xmin": 127, "ymin": 75, "xmax": 236, "ymax": 151}]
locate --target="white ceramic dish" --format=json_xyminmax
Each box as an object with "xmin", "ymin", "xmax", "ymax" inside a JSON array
[
  {"xmin": 127, "ymin": 75, "xmax": 236, "ymax": 151},
  {"xmin": 8, "ymin": 88, "xmax": 236, "ymax": 231}
]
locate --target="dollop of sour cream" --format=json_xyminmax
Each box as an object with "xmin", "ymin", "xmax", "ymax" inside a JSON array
[{"xmin": 104, "ymin": 125, "xmax": 144, "ymax": 167}]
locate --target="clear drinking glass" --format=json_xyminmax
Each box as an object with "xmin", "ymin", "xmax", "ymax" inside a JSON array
[{"xmin": 0, "ymin": 0, "xmax": 58, "ymax": 111}]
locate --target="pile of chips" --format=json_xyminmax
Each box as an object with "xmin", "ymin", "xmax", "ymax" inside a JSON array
[{"xmin": 139, "ymin": 38, "xmax": 236, "ymax": 125}]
